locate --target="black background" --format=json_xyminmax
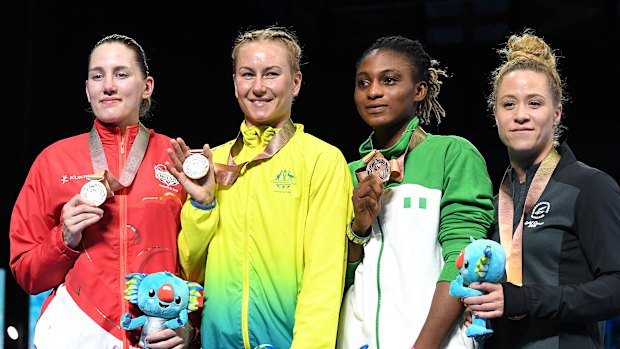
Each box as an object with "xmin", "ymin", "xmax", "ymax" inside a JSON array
[{"xmin": 2, "ymin": 1, "xmax": 618, "ymax": 347}]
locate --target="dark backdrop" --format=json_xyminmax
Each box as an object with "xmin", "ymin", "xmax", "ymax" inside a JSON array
[{"xmin": 2, "ymin": 1, "xmax": 618, "ymax": 347}]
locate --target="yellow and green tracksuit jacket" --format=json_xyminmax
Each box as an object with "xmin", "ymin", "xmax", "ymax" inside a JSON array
[{"xmin": 178, "ymin": 121, "xmax": 353, "ymax": 349}]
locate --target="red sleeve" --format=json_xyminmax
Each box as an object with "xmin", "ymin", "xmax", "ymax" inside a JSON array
[{"xmin": 9, "ymin": 155, "xmax": 80, "ymax": 295}]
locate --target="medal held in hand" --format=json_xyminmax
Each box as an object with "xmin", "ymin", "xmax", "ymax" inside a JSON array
[
  {"xmin": 183, "ymin": 152, "xmax": 209, "ymax": 179},
  {"xmin": 80, "ymin": 175, "xmax": 108, "ymax": 206},
  {"xmin": 366, "ymin": 157, "xmax": 391, "ymax": 182}
]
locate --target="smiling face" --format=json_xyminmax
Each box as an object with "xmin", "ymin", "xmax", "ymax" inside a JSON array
[
  {"xmin": 494, "ymin": 69, "xmax": 561, "ymax": 168},
  {"xmin": 233, "ymin": 40, "xmax": 302, "ymax": 129},
  {"xmin": 354, "ymin": 49, "xmax": 425, "ymax": 147},
  {"xmin": 85, "ymin": 42, "xmax": 154, "ymax": 130}
]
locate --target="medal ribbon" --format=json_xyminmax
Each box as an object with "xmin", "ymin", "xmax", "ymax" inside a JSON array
[
  {"xmin": 355, "ymin": 126, "xmax": 427, "ymax": 182},
  {"xmin": 89, "ymin": 122, "xmax": 150, "ymax": 192},
  {"xmin": 214, "ymin": 119, "xmax": 296, "ymax": 186},
  {"xmin": 498, "ymin": 147, "xmax": 560, "ymax": 286}
]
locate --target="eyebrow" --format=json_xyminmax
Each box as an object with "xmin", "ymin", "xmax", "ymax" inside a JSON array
[{"xmin": 88, "ymin": 65, "xmax": 132, "ymax": 73}]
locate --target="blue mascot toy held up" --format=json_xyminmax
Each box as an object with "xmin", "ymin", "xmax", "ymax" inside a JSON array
[
  {"xmin": 120, "ymin": 271, "xmax": 203, "ymax": 348},
  {"xmin": 449, "ymin": 237, "xmax": 506, "ymax": 342}
]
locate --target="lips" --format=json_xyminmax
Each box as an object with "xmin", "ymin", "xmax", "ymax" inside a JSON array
[
  {"xmin": 511, "ymin": 128, "xmax": 533, "ymax": 132},
  {"xmin": 365, "ymin": 104, "xmax": 388, "ymax": 113},
  {"xmin": 100, "ymin": 98, "xmax": 121, "ymax": 104}
]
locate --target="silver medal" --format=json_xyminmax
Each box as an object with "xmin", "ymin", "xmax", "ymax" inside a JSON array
[
  {"xmin": 183, "ymin": 153, "xmax": 209, "ymax": 179},
  {"xmin": 366, "ymin": 157, "xmax": 391, "ymax": 182},
  {"xmin": 80, "ymin": 180, "xmax": 107, "ymax": 206}
]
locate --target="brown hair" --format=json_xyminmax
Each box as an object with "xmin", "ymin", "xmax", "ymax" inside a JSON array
[{"xmin": 89, "ymin": 34, "xmax": 152, "ymax": 118}]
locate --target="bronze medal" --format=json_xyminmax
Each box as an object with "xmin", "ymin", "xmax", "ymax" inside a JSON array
[{"xmin": 366, "ymin": 157, "xmax": 391, "ymax": 182}]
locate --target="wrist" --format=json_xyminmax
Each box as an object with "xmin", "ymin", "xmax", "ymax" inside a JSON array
[
  {"xmin": 346, "ymin": 218, "xmax": 371, "ymax": 245},
  {"xmin": 351, "ymin": 220, "xmax": 371, "ymax": 237},
  {"xmin": 193, "ymin": 195, "xmax": 213, "ymax": 207},
  {"xmin": 190, "ymin": 196, "xmax": 216, "ymax": 210}
]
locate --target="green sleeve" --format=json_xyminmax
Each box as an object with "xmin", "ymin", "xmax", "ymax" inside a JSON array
[{"xmin": 438, "ymin": 144, "xmax": 494, "ymax": 282}]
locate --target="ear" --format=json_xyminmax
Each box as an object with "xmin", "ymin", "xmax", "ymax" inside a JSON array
[
  {"xmin": 233, "ymin": 74, "xmax": 239, "ymax": 99},
  {"xmin": 141, "ymin": 76, "xmax": 154, "ymax": 99},
  {"xmin": 413, "ymin": 81, "xmax": 427, "ymax": 102},
  {"xmin": 553, "ymin": 103, "xmax": 562, "ymax": 125},
  {"xmin": 292, "ymin": 71, "xmax": 302, "ymax": 97},
  {"xmin": 85, "ymin": 80, "xmax": 90, "ymax": 103}
]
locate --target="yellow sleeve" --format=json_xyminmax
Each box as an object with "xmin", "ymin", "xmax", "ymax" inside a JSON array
[
  {"xmin": 177, "ymin": 196, "xmax": 219, "ymax": 284},
  {"xmin": 291, "ymin": 147, "xmax": 354, "ymax": 349}
]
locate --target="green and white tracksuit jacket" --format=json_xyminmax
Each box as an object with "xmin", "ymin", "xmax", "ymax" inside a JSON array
[{"xmin": 337, "ymin": 117, "xmax": 494, "ymax": 349}]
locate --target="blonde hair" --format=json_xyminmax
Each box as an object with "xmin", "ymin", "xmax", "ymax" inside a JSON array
[
  {"xmin": 231, "ymin": 26, "xmax": 302, "ymax": 76},
  {"xmin": 487, "ymin": 28, "xmax": 567, "ymax": 145}
]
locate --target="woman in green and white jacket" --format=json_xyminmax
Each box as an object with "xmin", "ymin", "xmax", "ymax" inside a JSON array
[{"xmin": 337, "ymin": 35, "xmax": 494, "ymax": 349}]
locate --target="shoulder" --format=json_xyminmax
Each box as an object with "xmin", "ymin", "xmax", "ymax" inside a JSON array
[
  {"xmin": 211, "ymin": 138, "xmax": 237, "ymax": 153},
  {"xmin": 147, "ymin": 131, "xmax": 174, "ymax": 145},
  {"xmin": 292, "ymin": 126, "xmax": 346, "ymax": 157},
  {"xmin": 555, "ymin": 143, "xmax": 618, "ymax": 191},
  {"xmin": 559, "ymin": 159, "xmax": 619, "ymax": 193},
  {"xmin": 39, "ymin": 133, "xmax": 88, "ymax": 157},
  {"xmin": 423, "ymin": 133, "xmax": 486, "ymax": 161},
  {"xmin": 426, "ymin": 133, "xmax": 480, "ymax": 150}
]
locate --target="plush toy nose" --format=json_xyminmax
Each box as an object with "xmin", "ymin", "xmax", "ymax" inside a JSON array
[
  {"xmin": 158, "ymin": 283, "xmax": 174, "ymax": 302},
  {"xmin": 456, "ymin": 249, "xmax": 465, "ymax": 269}
]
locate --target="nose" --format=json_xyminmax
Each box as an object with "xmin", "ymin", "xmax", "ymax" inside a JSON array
[
  {"xmin": 103, "ymin": 75, "xmax": 116, "ymax": 95},
  {"xmin": 368, "ymin": 81, "xmax": 383, "ymax": 99},
  {"xmin": 513, "ymin": 103, "xmax": 531, "ymax": 123},
  {"xmin": 157, "ymin": 283, "xmax": 174, "ymax": 302},
  {"xmin": 252, "ymin": 77, "xmax": 267, "ymax": 95}
]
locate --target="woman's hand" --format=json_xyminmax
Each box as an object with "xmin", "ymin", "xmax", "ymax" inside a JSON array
[
  {"xmin": 166, "ymin": 137, "xmax": 216, "ymax": 206},
  {"xmin": 144, "ymin": 322, "xmax": 195, "ymax": 349},
  {"xmin": 462, "ymin": 282, "xmax": 505, "ymax": 319},
  {"xmin": 62, "ymin": 194, "xmax": 104, "ymax": 249},
  {"xmin": 351, "ymin": 174, "xmax": 384, "ymax": 235}
]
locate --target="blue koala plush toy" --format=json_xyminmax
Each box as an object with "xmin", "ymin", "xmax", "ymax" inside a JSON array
[
  {"xmin": 449, "ymin": 237, "xmax": 506, "ymax": 342},
  {"xmin": 120, "ymin": 271, "xmax": 203, "ymax": 348}
]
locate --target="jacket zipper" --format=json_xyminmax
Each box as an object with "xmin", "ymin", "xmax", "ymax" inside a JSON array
[
  {"xmin": 375, "ymin": 218, "xmax": 386, "ymax": 349},
  {"xmin": 119, "ymin": 130, "xmax": 129, "ymax": 348},
  {"xmin": 241, "ymin": 166, "xmax": 251, "ymax": 349}
]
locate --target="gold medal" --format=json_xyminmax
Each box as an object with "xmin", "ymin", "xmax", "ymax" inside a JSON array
[
  {"xmin": 80, "ymin": 176, "xmax": 108, "ymax": 206},
  {"xmin": 366, "ymin": 157, "xmax": 391, "ymax": 182},
  {"xmin": 183, "ymin": 153, "xmax": 209, "ymax": 179}
]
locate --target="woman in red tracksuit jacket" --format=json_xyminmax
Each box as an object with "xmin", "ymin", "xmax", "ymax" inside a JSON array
[{"xmin": 9, "ymin": 34, "xmax": 196, "ymax": 348}]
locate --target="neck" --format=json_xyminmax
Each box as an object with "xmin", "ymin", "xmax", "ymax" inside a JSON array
[
  {"xmin": 373, "ymin": 119, "xmax": 411, "ymax": 149},
  {"xmin": 96, "ymin": 116, "xmax": 139, "ymax": 136},
  {"xmin": 245, "ymin": 117, "xmax": 291, "ymax": 130},
  {"xmin": 509, "ymin": 145, "xmax": 555, "ymax": 183}
]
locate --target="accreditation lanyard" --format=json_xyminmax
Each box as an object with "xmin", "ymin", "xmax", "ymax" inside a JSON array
[
  {"xmin": 498, "ymin": 148, "xmax": 560, "ymax": 286},
  {"xmin": 88, "ymin": 122, "xmax": 150, "ymax": 192},
  {"xmin": 214, "ymin": 120, "xmax": 296, "ymax": 186}
]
